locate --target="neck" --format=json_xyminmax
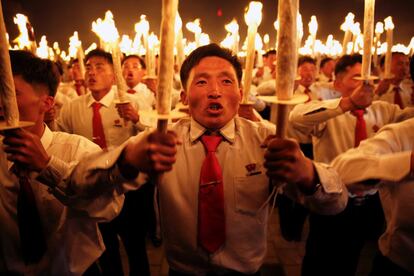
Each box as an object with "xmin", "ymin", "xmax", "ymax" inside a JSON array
[
  {"xmin": 30, "ymin": 120, "xmax": 46, "ymax": 138},
  {"xmin": 91, "ymin": 89, "xmax": 110, "ymax": 101}
]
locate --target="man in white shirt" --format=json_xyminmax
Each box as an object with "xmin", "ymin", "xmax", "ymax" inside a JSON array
[
  {"xmin": 375, "ymin": 52, "xmax": 413, "ymax": 108},
  {"xmin": 331, "ymin": 118, "xmax": 414, "ymax": 275},
  {"xmin": 0, "ymin": 50, "xmax": 126, "ymax": 275},
  {"xmin": 290, "ymin": 54, "xmax": 414, "ymax": 276},
  {"xmin": 56, "ymin": 48, "xmax": 150, "ymax": 275},
  {"xmin": 122, "ymin": 54, "xmax": 156, "ymax": 110},
  {"xmin": 74, "ymin": 43, "xmax": 347, "ymax": 275}
]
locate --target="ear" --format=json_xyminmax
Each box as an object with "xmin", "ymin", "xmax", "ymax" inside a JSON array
[
  {"xmin": 41, "ymin": 95, "xmax": 55, "ymax": 113},
  {"xmin": 239, "ymin": 88, "xmax": 243, "ymax": 101},
  {"xmin": 181, "ymin": 90, "xmax": 188, "ymax": 105}
]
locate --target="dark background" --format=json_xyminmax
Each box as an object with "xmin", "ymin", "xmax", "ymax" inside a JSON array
[{"xmin": 3, "ymin": 0, "xmax": 414, "ymax": 50}]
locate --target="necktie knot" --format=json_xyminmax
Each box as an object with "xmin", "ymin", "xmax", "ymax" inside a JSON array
[
  {"xmin": 351, "ymin": 109, "xmax": 365, "ymax": 119},
  {"xmin": 201, "ymin": 135, "xmax": 222, "ymax": 152},
  {"xmin": 92, "ymin": 102, "xmax": 102, "ymax": 111},
  {"xmin": 127, "ymin": 89, "xmax": 136, "ymax": 94}
]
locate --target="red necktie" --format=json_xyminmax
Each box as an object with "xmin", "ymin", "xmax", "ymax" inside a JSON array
[
  {"xmin": 16, "ymin": 173, "xmax": 47, "ymax": 264},
  {"xmin": 127, "ymin": 89, "xmax": 136, "ymax": 94},
  {"xmin": 393, "ymin": 87, "xmax": 404, "ymax": 109},
  {"xmin": 198, "ymin": 135, "xmax": 225, "ymax": 253},
  {"xmin": 92, "ymin": 102, "xmax": 107, "ymax": 149},
  {"xmin": 351, "ymin": 109, "xmax": 367, "ymax": 147},
  {"xmin": 304, "ymin": 87, "xmax": 312, "ymax": 103}
]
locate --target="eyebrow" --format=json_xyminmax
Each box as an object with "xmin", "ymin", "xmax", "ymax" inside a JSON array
[{"xmin": 193, "ymin": 71, "xmax": 236, "ymax": 80}]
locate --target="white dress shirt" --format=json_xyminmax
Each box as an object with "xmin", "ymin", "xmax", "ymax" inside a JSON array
[
  {"xmin": 57, "ymin": 86, "xmax": 149, "ymax": 149},
  {"xmin": 62, "ymin": 116, "xmax": 347, "ymax": 274},
  {"xmin": 128, "ymin": 82, "xmax": 156, "ymax": 110},
  {"xmin": 289, "ymin": 98, "xmax": 414, "ymax": 163},
  {"xmin": 375, "ymin": 82, "xmax": 413, "ymax": 108},
  {"xmin": 0, "ymin": 126, "xmax": 125, "ymax": 275},
  {"xmin": 331, "ymin": 118, "xmax": 414, "ymax": 273}
]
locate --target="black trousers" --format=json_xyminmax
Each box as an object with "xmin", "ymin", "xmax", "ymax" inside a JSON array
[
  {"xmin": 169, "ymin": 268, "xmax": 261, "ymax": 276},
  {"xmin": 369, "ymin": 254, "xmax": 414, "ymax": 276},
  {"xmin": 98, "ymin": 182, "xmax": 154, "ymax": 276},
  {"xmin": 302, "ymin": 193, "xmax": 385, "ymax": 276}
]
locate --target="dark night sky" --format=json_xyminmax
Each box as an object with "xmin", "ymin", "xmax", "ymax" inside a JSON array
[{"xmin": 3, "ymin": 0, "xmax": 414, "ymax": 50}]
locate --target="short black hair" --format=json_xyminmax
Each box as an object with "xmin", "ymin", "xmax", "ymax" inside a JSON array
[
  {"xmin": 334, "ymin": 54, "xmax": 362, "ymax": 76},
  {"xmin": 85, "ymin": 48, "xmax": 113, "ymax": 64},
  {"xmin": 298, "ymin": 56, "xmax": 316, "ymax": 67},
  {"xmin": 263, "ymin": 49, "xmax": 276, "ymax": 58},
  {"xmin": 9, "ymin": 50, "xmax": 60, "ymax": 97},
  {"xmin": 379, "ymin": 52, "xmax": 407, "ymax": 68},
  {"xmin": 122, "ymin": 54, "xmax": 146, "ymax": 69},
  {"xmin": 180, "ymin": 43, "xmax": 242, "ymax": 89},
  {"xmin": 320, "ymin": 57, "xmax": 334, "ymax": 68}
]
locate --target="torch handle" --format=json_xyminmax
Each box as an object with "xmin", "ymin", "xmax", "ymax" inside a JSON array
[{"xmin": 276, "ymin": 104, "xmax": 289, "ymax": 138}]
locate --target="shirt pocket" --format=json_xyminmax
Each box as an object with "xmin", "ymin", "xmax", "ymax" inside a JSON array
[{"xmin": 234, "ymin": 174, "xmax": 269, "ymax": 216}]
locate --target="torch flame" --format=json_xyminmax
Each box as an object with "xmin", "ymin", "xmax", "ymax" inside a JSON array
[
  {"xmin": 308, "ymin": 15, "xmax": 318, "ymax": 36},
  {"xmin": 340, "ymin": 12, "xmax": 355, "ymax": 32},
  {"xmin": 244, "ymin": 1, "xmax": 263, "ymax": 26},
  {"xmin": 186, "ymin": 18, "xmax": 202, "ymax": 34},
  {"xmin": 13, "ymin": 13, "xmax": 31, "ymax": 49},
  {"xmin": 175, "ymin": 13, "xmax": 182, "ymax": 33},
  {"xmin": 351, "ymin": 22, "xmax": 361, "ymax": 36},
  {"xmin": 375, "ymin": 22, "xmax": 384, "ymax": 34},
  {"xmin": 297, "ymin": 13, "xmax": 304, "ymax": 40},
  {"xmin": 135, "ymin": 15, "xmax": 150, "ymax": 35},
  {"xmin": 92, "ymin": 10, "xmax": 119, "ymax": 44},
  {"xmin": 36, "ymin": 35, "xmax": 49, "ymax": 59},
  {"xmin": 384, "ymin": 16, "xmax": 394, "ymax": 30},
  {"xmin": 68, "ymin": 31, "xmax": 81, "ymax": 58},
  {"xmin": 225, "ymin": 18, "xmax": 239, "ymax": 33}
]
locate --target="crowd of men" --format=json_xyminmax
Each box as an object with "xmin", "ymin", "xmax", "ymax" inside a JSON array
[{"xmin": 0, "ymin": 43, "xmax": 413, "ymax": 276}]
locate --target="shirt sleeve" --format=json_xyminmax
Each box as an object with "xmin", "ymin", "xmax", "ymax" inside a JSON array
[
  {"xmin": 331, "ymin": 123, "xmax": 412, "ymax": 185},
  {"xmin": 282, "ymin": 162, "xmax": 348, "ymax": 215},
  {"xmin": 289, "ymin": 98, "xmax": 344, "ymax": 136}
]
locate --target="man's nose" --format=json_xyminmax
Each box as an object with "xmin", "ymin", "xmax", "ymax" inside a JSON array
[{"xmin": 208, "ymin": 82, "xmax": 221, "ymax": 98}]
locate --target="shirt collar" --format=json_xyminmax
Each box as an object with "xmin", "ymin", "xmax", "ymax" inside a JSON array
[
  {"xmin": 189, "ymin": 117, "xmax": 236, "ymax": 144},
  {"xmin": 86, "ymin": 86, "xmax": 115, "ymax": 108}
]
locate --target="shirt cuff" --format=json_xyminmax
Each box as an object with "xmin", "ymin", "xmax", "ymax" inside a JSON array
[
  {"xmin": 36, "ymin": 155, "xmax": 71, "ymax": 188},
  {"xmin": 314, "ymin": 162, "xmax": 343, "ymax": 194}
]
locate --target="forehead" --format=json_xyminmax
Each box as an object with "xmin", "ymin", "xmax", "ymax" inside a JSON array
[
  {"xmin": 123, "ymin": 57, "xmax": 141, "ymax": 65},
  {"xmin": 299, "ymin": 62, "xmax": 316, "ymax": 70},
  {"xmin": 190, "ymin": 56, "xmax": 237, "ymax": 77},
  {"xmin": 86, "ymin": 56, "xmax": 111, "ymax": 65}
]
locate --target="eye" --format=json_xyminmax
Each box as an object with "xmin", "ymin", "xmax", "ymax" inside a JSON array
[
  {"xmin": 222, "ymin": 79, "xmax": 233, "ymax": 85},
  {"xmin": 195, "ymin": 79, "xmax": 207, "ymax": 85}
]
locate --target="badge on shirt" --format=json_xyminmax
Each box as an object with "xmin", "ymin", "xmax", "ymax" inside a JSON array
[
  {"xmin": 245, "ymin": 163, "xmax": 262, "ymax": 176},
  {"xmin": 372, "ymin": 124, "xmax": 380, "ymax": 133}
]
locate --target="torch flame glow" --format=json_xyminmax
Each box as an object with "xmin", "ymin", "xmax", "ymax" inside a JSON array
[
  {"xmin": 225, "ymin": 18, "xmax": 239, "ymax": 33},
  {"xmin": 186, "ymin": 18, "xmax": 202, "ymax": 34},
  {"xmin": 244, "ymin": 1, "xmax": 263, "ymax": 26},
  {"xmin": 36, "ymin": 35, "xmax": 49, "ymax": 58},
  {"xmin": 308, "ymin": 15, "xmax": 318, "ymax": 36},
  {"xmin": 13, "ymin": 13, "xmax": 31, "ymax": 49},
  {"xmin": 375, "ymin": 22, "xmax": 384, "ymax": 34},
  {"xmin": 341, "ymin": 12, "xmax": 355, "ymax": 32},
  {"xmin": 384, "ymin": 16, "xmax": 394, "ymax": 30},
  {"xmin": 92, "ymin": 10, "xmax": 119, "ymax": 44}
]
